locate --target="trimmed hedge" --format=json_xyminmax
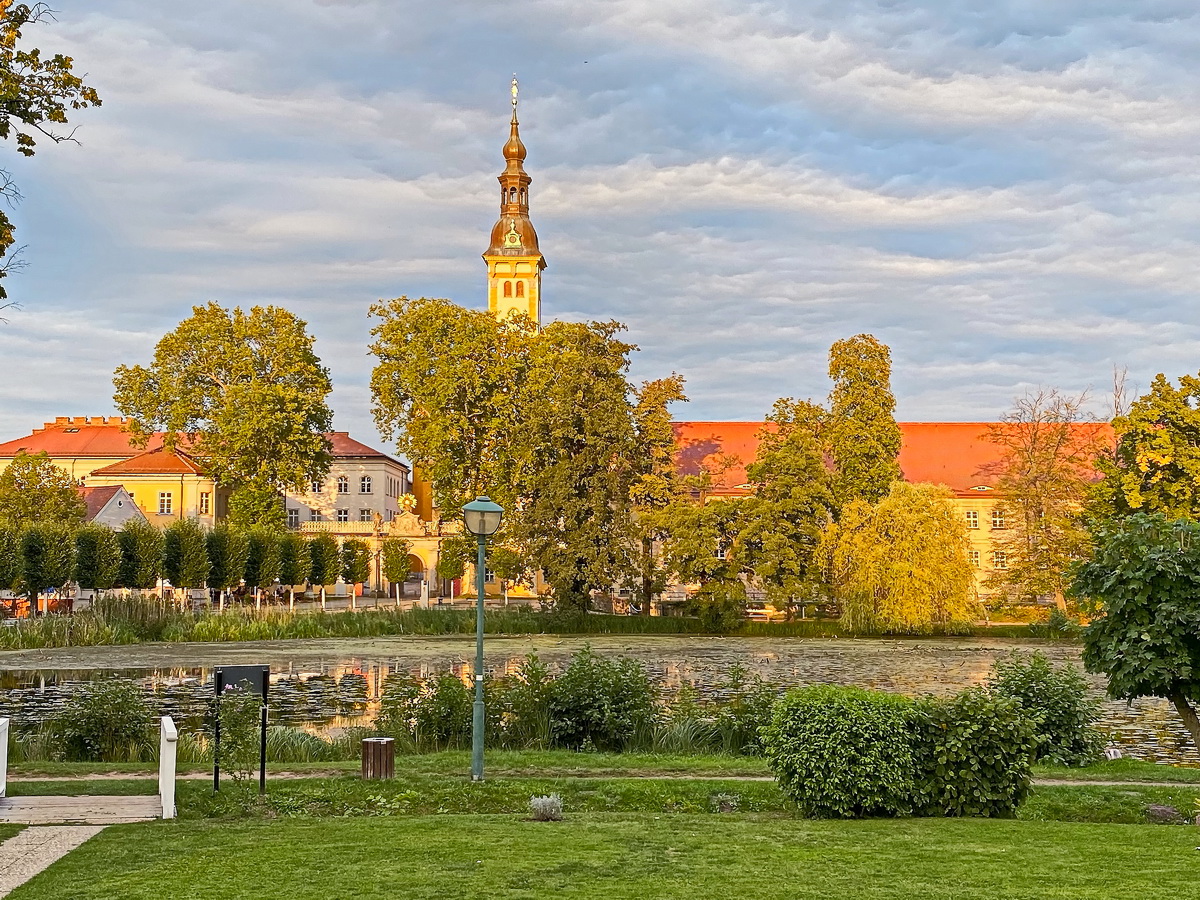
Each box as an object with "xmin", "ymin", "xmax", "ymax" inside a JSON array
[{"xmin": 764, "ymin": 684, "xmax": 1037, "ymax": 819}]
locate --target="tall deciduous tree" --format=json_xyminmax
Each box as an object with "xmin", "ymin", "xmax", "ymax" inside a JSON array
[
  {"xmin": 117, "ymin": 518, "xmax": 162, "ymax": 591},
  {"xmin": 1074, "ymin": 513, "xmax": 1200, "ymax": 753},
  {"xmin": 380, "ymin": 536, "xmax": 412, "ymax": 601},
  {"xmin": 740, "ymin": 399, "xmax": 834, "ymax": 615},
  {"xmin": 341, "ymin": 538, "xmax": 370, "ymax": 588},
  {"xmin": 1091, "ymin": 371, "xmax": 1200, "ymax": 520},
  {"xmin": 163, "ymin": 518, "xmax": 209, "ymax": 593},
  {"xmin": 983, "ymin": 389, "xmax": 1107, "ymax": 609},
  {"xmin": 825, "ymin": 334, "xmax": 902, "ymax": 510},
  {"xmin": 369, "ymin": 297, "xmax": 531, "ymax": 514},
  {"xmin": 629, "ymin": 374, "xmax": 688, "ymax": 615},
  {"xmin": 243, "ymin": 527, "xmax": 281, "ymax": 596},
  {"xmin": 308, "ymin": 533, "xmax": 340, "ymax": 606},
  {"xmin": 112, "ymin": 303, "xmax": 334, "ymax": 524},
  {"xmin": 0, "ymin": 524, "xmax": 17, "ymax": 589},
  {"xmin": 516, "ymin": 321, "xmax": 639, "ymax": 610},
  {"xmin": 0, "ymin": 2, "xmax": 101, "ymax": 299},
  {"xmin": 650, "ymin": 499, "xmax": 747, "ymax": 630},
  {"xmin": 824, "ymin": 482, "xmax": 978, "ymax": 634},
  {"xmin": 0, "ymin": 451, "xmax": 85, "ymax": 526},
  {"xmin": 206, "ymin": 524, "xmax": 249, "ymax": 604},
  {"xmin": 74, "ymin": 523, "xmax": 120, "ymax": 593},
  {"xmin": 19, "ymin": 523, "xmax": 72, "ymax": 610}
]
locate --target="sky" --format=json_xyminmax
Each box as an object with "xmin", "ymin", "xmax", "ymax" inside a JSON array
[{"xmin": 1, "ymin": 0, "xmax": 1198, "ymax": 454}]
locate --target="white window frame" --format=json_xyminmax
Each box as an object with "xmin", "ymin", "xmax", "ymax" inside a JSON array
[
  {"xmin": 158, "ymin": 492, "xmax": 173, "ymax": 516},
  {"xmin": 991, "ymin": 509, "xmax": 1006, "ymax": 530},
  {"xmin": 336, "ymin": 508, "xmax": 349, "ymax": 523},
  {"xmin": 287, "ymin": 508, "xmax": 300, "ymax": 529},
  {"xmin": 360, "ymin": 476, "xmax": 372, "ymax": 494},
  {"xmin": 965, "ymin": 510, "xmax": 978, "ymax": 529},
  {"xmin": 992, "ymin": 550, "xmax": 1008, "ymax": 570},
  {"xmin": 337, "ymin": 476, "xmax": 350, "ymax": 494}
]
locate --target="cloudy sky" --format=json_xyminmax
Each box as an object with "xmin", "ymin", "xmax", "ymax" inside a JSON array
[{"xmin": 1, "ymin": 0, "xmax": 1197, "ymax": 450}]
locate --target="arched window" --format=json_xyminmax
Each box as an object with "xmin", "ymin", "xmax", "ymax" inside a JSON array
[
  {"xmin": 520, "ymin": 188, "xmax": 526, "ymax": 204},
  {"xmin": 360, "ymin": 476, "xmax": 372, "ymax": 494},
  {"xmin": 509, "ymin": 187, "xmax": 517, "ymax": 203},
  {"xmin": 337, "ymin": 476, "xmax": 349, "ymax": 494},
  {"xmin": 515, "ymin": 281, "xmax": 525, "ymax": 298},
  {"xmin": 503, "ymin": 281, "xmax": 513, "ymax": 297}
]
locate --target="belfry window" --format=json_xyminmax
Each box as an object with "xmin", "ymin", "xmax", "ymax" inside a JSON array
[
  {"xmin": 503, "ymin": 281, "xmax": 513, "ymax": 297},
  {"xmin": 515, "ymin": 281, "xmax": 525, "ymax": 298},
  {"xmin": 509, "ymin": 188, "xmax": 517, "ymax": 203}
]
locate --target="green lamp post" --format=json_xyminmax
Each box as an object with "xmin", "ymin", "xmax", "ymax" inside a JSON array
[{"xmin": 462, "ymin": 495, "xmax": 504, "ymax": 782}]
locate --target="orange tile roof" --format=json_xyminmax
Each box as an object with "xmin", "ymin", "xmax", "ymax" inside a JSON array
[
  {"xmin": 78, "ymin": 485, "xmax": 123, "ymax": 521},
  {"xmin": 88, "ymin": 447, "xmax": 207, "ymax": 477},
  {"xmin": 672, "ymin": 420, "xmax": 1112, "ymax": 497},
  {"xmin": 327, "ymin": 432, "xmax": 407, "ymax": 469}
]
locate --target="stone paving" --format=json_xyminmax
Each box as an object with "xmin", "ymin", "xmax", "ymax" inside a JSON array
[{"xmin": 0, "ymin": 825, "xmax": 105, "ymax": 897}]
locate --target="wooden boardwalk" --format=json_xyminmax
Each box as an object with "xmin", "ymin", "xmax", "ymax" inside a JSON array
[{"xmin": 0, "ymin": 796, "xmax": 161, "ymax": 825}]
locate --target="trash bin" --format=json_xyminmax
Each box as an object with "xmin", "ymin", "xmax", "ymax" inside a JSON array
[{"xmin": 361, "ymin": 737, "xmax": 395, "ymax": 779}]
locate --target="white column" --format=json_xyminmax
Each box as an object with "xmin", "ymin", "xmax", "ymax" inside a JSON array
[
  {"xmin": 159, "ymin": 716, "xmax": 178, "ymax": 819},
  {"xmin": 0, "ymin": 717, "xmax": 9, "ymax": 799}
]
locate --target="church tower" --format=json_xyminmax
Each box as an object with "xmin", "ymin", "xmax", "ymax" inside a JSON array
[{"xmin": 483, "ymin": 77, "xmax": 546, "ymax": 324}]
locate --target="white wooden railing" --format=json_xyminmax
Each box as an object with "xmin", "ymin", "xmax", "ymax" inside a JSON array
[
  {"xmin": 159, "ymin": 716, "xmax": 178, "ymax": 819},
  {"xmin": 0, "ymin": 717, "xmax": 8, "ymax": 799}
]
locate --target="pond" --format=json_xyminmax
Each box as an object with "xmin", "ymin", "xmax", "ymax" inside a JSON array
[{"xmin": 0, "ymin": 635, "xmax": 1192, "ymax": 765}]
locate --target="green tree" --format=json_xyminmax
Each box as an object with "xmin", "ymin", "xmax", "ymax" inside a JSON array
[
  {"xmin": 73, "ymin": 523, "xmax": 120, "ymax": 592},
  {"xmin": 0, "ymin": 1, "xmax": 101, "ymax": 299},
  {"xmin": 163, "ymin": 518, "xmax": 209, "ymax": 593},
  {"xmin": 369, "ymin": 297, "xmax": 531, "ymax": 514},
  {"xmin": 227, "ymin": 481, "xmax": 287, "ymax": 530},
  {"xmin": 825, "ymin": 334, "xmax": 902, "ymax": 510},
  {"xmin": 984, "ymin": 389, "xmax": 1106, "ymax": 610},
  {"xmin": 205, "ymin": 524, "xmax": 249, "ymax": 605},
  {"xmin": 516, "ymin": 321, "xmax": 639, "ymax": 610},
  {"xmin": 380, "ymin": 536, "xmax": 413, "ymax": 600},
  {"xmin": 0, "ymin": 450, "xmax": 85, "ymax": 526},
  {"xmin": 112, "ymin": 303, "xmax": 334, "ymax": 519},
  {"xmin": 651, "ymin": 498, "xmax": 747, "ymax": 628},
  {"xmin": 824, "ymin": 482, "xmax": 978, "ymax": 634},
  {"xmin": 1091, "ymin": 372, "xmax": 1200, "ymax": 520},
  {"xmin": 341, "ymin": 538, "xmax": 371, "ymax": 590},
  {"xmin": 243, "ymin": 526, "xmax": 281, "ymax": 596},
  {"xmin": 19, "ymin": 523, "xmax": 72, "ymax": 610},
  {"xmin": 628, "ymin": 374, "xmax": 688, "ymax": 615},
  {"xmin": 116, "ymin": 519, "xmax": 162, "ymax": 591},
  {"xmin": 277, "ymin": 532, "xmax": 309, "ymax": 606},
  {"xmin": 308, "ymin": 533, "xmax": 340, "ymax": 605},
  {"xmin": 1074, "ymin": 513, "xmax": 1200, "ymax": 753},
  {"xmin": 740, "ymin": 398, "xmax": 834, "ymax": 615},
  {"xmin": 0, "ymin": 523, "xmax": 17, "ymax": 590}
]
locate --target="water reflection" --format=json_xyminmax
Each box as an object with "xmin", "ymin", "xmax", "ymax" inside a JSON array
[{"xmin": 0, "ymin": 636, "xmax": 1193, "ymax": 766}]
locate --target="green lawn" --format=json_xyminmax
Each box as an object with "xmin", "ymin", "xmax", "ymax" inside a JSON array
[
  {"xmin": 1032, "ymin": 758, "xmax": 1200, "ymax": 783},
  {"xmin": 9, "ymin": 814, "xmax": 1198, "ymax": 900}
]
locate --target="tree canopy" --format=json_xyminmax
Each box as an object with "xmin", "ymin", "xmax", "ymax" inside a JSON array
[
  {"xmin": 1074, "ymin": 512, "xmax": 1200, "ymax": 753},
  {"xmin": 0, "ymin": 2, "xmax": 101, "ymax": 300},
  {"xmin": 0, "ymin": 450, "xmax": 85, "ymax": 526},
  {"xmin": 113, "ymin": 303, "xmax": 334, "ymax": 524},
  {"xmin": 824, "ymin": 482, "xmax": 978, "ymax": 634}
]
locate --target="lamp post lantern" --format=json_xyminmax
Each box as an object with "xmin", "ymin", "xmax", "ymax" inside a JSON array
[{"xmin": 462, "ymin": 495, "xmax": 504, "ymax": 782}]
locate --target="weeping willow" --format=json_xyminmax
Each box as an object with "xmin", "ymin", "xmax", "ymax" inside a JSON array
[{"xmin": 824, "ymin": 482, "xmax": 979, "ymax": 634}]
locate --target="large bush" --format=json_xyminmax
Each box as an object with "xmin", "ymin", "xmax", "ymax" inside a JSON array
[
  {"xmin": 414, "ymin": 674, "xmax": 473, "ymax": 750},
  {"xmin": 549, "ymin": 648, "xmax": 657, "ymax": 751},
  {"xmin": 53, "ymin": 678, "xmax": 154, "ymax": 762},
  {"xmin": 987, "ymin": 651, "xmax": 1104, "ymax": 766},
  {"xmin": 763, "ymin": 685, "xmax": 919, "ymax": 818},
  {"xmin": 913, "ymin": 688, "xmax": 1037, "ymax": 818}
]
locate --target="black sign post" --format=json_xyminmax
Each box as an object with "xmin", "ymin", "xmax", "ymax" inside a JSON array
[{"xmin": 213, "ymin": 665, "xmax": 270, "ymax": 794}]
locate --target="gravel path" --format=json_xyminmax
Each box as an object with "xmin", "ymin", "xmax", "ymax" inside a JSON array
[{"xmin": 0, "ymin": 825, "xmax": 105, "ymax": 897}]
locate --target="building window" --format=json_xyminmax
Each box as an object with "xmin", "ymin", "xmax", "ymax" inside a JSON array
[
  {"xmin": 158, "ymin": 492, "xmax": 173, "ymax": 515},
  {"xmin": 287, "ymin": 508, "xmax": 300, "ymax": 529},
  {"xmin": 503, "ymin": 281, "xmax": 513, "ymax": 298},
  {"xmin": 360, "ymin": 476, "xmax": 372, "ymax": 494},
  {"xmin": 992, "ymin": 551, "xmax": 1008, "ymax": 570},
  {"xmin": 310, "ymin": 479, "xmax": 323, "ymax": 493},
  {"xmin": 991, "ymin": 509, "xmax": 1006, "ymax": 530},
  {"xmin": 965, "ymin": 510, "xmax": 978, "ymax": 529},
  {"xmin": 199, "ymin": 492, "xmax": 211, "ymax": 515},
  {"xmin": 359, "ymin": 509, "xmax": 372, "ymax": 522},
  {"xmin": 309, "ymin": 509, "xmax": 321, "ymax": 522},
  {"xmin": 515, "ymin": 281, "xmax": 525, "ymax": 298},
  {"xmin": 484, "ymin": 568, "xmax": 496, "ymax": 582},
  {"xmin": 715, "ymin": 545, "xmax": 728, "ymax": 561},
  {"xmin": 336, "ymin": 508, "xmax": 349, "ymax": 523},
  {"xmin": 968, "ymin": 550, "xmax": 980, "ymax": 568},
  {"xmin": 337, "ymin": 476, "xmax": 349, "ymax": 494}
]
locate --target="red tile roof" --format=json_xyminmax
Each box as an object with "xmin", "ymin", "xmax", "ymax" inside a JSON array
[
  {"xmin": 327, "ymin": 432, "xmax": 407, "ymax": 469},
  {"xmin": 78, "ymin": 485, "xmax": 123, "ymax": 521},
  {"xmin": 89, "ymin": 447, "xmax": 207, "ymax": 477},
  {"xmin": 673, "ymin": 421, "xmax": 1112, "ymax": 497}
]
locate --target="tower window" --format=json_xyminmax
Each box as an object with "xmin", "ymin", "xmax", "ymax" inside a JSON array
[
  {"xmin": 503, "ymin": 281, "xmax": 513, "ymax": 298},
  {"xmin": 509, "ymin": 187, "xmax": 517, "ymax": 203},
  {"xmin": 515, "ymin": 281, "xmax": 525, "ymax": 298}
]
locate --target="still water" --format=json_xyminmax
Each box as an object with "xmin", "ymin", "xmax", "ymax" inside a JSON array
[{"xmin": 0, "ymin": 635, "xmax": 1192, "ymax": 765}]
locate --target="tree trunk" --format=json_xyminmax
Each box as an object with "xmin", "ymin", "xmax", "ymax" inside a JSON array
[
  {"xmin": 1168, "ymin": 690, "xmax": 1200, "ymax": 755},
  {"xmin": 640, "ymin": 536, "xmax": 653, "ymax": 617},
  {"xmin": 289, "ymin": 588, "xmax": 295, "ymax": 612}
]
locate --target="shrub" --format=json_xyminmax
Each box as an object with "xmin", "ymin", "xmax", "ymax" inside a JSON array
[
  {"xmin": 493, "ymin": 654, "xmax": 553, "ymax": 749},
  {"xmin": 530, "ymin": 793, "xmax": 564, "ymax": 822},
  {"xmin": 711, "ymin": 664, "xmax": 779, "ymax": 756},
  {"xmin": 912, "ymin": 688, "xmax": 1037, "ymax": 818},
  {"xmin": 414, "ymin": 674, "xmax": 472, "ymax": 750},
  {"xmin": 762, "ymin": 685, "xmax": 919, "ymax": 818},
  {"xmin": 549, "ymin": 648, "xmax": 657, "ymax": 751},
  {"xmin": 376, "ymin": 673, "xmax": 420, "ymax": 748},
  {"xmin": 655, "ymin": 684, "xmax": 717, "ymax": 754},
  {"xmin": 208, "ymin": 686, "xmax": 264, "ymax": 781},
  {"xmin": 987, "ymin": 651, "xmax": 1104, "ymax": 766},
  {"xmin": 52, "ymin": 678, "xmax": 154, "ymax": 762}
]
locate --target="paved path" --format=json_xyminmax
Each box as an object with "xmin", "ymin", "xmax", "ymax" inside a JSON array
[
  {"xmin": 0, "ymin": 825, "xmax": 105, "ymax": 897},
  {"xmin": 0, "ymin": 796, "xmax": 160, "ymax": 825}
]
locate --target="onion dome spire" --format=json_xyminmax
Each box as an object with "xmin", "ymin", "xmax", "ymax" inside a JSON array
[{"xmin": 485, "ymin": 75, "xmax": 543, "ymax": 261}]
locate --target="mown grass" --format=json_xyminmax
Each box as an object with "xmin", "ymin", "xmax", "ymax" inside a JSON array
[
  {"xmin": 9, "ymin": 815, "xmax": 1198, "ymax": 900},
  {"xmin": 1032, "ymin": 757, "xmax": 1200, "ymax": 783},
  {"xmin": 0, "ymin": 598, "xmax": 1047, "ymax": 650}
]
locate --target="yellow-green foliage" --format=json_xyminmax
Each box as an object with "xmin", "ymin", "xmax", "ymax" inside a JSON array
[{"xmin": 824, "ymin": 482, "xmax": 979, "ymax": 634}]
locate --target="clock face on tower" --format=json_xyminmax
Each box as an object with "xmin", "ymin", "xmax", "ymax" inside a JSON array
[{"xmin": 504, "ymin": 219, "xmax": 522, "ymax": 248}]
